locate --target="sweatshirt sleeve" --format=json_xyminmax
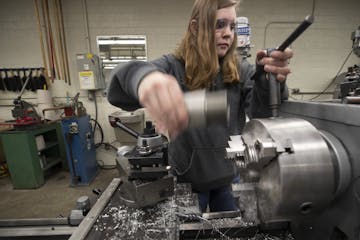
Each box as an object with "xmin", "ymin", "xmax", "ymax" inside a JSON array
[
  {"xmin": 107, "ymin": 55, "xmax": 174, "ymax": 111},
  {"xmin": 107, "ymin": 61, "xmax": 157, "ymax": 111},
  {"xmin": 242, "ymin": 60, "xmax": 289, "ymax": 119}
]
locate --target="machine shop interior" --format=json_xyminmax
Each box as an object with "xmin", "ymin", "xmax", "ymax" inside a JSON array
[{"xmin": 0, "ymin": 0, "xmax": 360, "ymax": 239}]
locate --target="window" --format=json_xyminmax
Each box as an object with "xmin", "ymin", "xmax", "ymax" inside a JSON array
[{"xmin": 96, "ymin": 35, "xmax": 147, "ymax": 70}]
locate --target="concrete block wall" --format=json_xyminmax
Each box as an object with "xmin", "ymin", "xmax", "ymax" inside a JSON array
[{"xmin": 0, "ymin": 0, "xmax": 359, "ymax": 164}]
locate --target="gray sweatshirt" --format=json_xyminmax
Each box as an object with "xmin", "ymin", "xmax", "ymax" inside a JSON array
[{"xmin": 107, "ymin": 54, "xmax": 288, "ymax": 191}]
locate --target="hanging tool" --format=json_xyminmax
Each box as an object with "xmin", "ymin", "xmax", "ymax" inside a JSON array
[
  {"xmin": 25, "ymin": 70, "xmax": 33, "ymax": 91},
  {"xmin": 267, "ymin": 15, "xmax": 314, "ymax": 117},
  {"xmin": 30, "ymin": 69, "xmax": 38, "ymax": 92},
  {"xmin": 13, "ymin": 70, "xmax": 22, "ymax": 92},
  {"xmin": 4, "ymin": 70, "xmax": 14, "ymax": 92},
  {"xmin": 20, "ymin": 69, "xmax": 27, "ymax": 89},
  {"xmin": 38, "ymin": 68, "xmax": 48, "ymax": 90},
  {"xmin": 0, "ymin": 70, "xmax": 5, "ymax": 91},
  {"xmin": 2, "ymin": 71, "xmax": 9, "ymax": 91}
]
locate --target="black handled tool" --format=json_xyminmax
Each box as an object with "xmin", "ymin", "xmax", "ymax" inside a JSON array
[{"xmin": 268, "ymin": 15, "xmax": 314, "ymax": 117}]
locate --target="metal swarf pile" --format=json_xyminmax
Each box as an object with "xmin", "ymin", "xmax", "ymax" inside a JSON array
[
  {"xmin": 92, "ymin": 191, "xmax": 177, "ymax": 240},
  {"xmin": 90, "ymin": 183, "xmax": 294, "ymax": 240}
]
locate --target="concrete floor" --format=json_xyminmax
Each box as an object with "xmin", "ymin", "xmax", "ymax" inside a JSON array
[{"xmin": 0, "ymin": 168, "xmax": 118, "ymax": 219}]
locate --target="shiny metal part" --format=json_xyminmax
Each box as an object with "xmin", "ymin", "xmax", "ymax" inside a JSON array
[
  {"xmin": 345, "ymin": 96, "xmax": 360, "ymax": 103},
  {"xmin": 137, "ymin": 134, "xmax": 163, "ymax": 155},
  {"xmin": 202, "ymin": 210, "xmax": 242, "ymax": 220},
  {"xmin": 226, "ymin": 135, "xmax": 246, "ymax": 160},
  {"xmin": 244, "ymin": 145, "xmax": 259, "ymax": 167},
  {"xmin": 278, "ymin": 100, "xmax": 360, "ymax": 240},
  {"xmin": 255, "ymin": 118, "xmax": 334, "ymax": 221},
  {"xmin": 234, "ymin": 118, "xmax": 341, "ymax": 223},
  {"xmin": 184, "ymin": 89, "xmax": 228, "ymax": 128},
  {"xmin": 255, "ymin": 138, "xmax": 277, "ymax": 163},
  {"xmin": 319, "ymin": 130, "xmax": 351, "ymax": 198},
  {"xmin": 115, "ymin": 145, "xmax": 133, "ymax": 177},
  {"xmin": 76, "ymin": 196, "xmax": 90, "ymax": 212}
]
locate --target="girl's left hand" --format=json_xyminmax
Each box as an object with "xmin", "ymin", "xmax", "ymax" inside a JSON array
[{"xmin": 256, "ymin": 48, "xmax": 294, "ymax": 82}]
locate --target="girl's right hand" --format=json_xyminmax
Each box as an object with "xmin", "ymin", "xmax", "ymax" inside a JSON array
[{"xmin": 138, "ymin": 71, "xmax": 189, "ymax": 139}]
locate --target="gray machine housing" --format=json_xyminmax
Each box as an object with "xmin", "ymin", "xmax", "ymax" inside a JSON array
[{"xmin": 279, "ymin": 100, "xmax": 360, "ymax": 239}]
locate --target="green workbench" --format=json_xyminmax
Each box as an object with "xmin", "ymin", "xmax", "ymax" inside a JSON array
[{"xmin": 0, "ymin": 122, "xmax": 66, "ymax": 189}]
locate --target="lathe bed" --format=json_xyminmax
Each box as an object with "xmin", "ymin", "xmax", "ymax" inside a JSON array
[{"xmin": 69, "ymin": 178, "xmax": 293, "ymax": 240}]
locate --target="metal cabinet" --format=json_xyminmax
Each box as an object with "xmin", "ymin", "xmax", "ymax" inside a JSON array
[
  {"xmin": 0, "ymin": 123, "xmax": 66, "ymax": 189},
  {"xmin": 61, "ymin": 115, "xmax": 98, "ymax": 186}
]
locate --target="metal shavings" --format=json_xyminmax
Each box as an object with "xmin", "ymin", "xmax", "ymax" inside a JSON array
[
  {"xmin": 92, "ymin": 193, "xmax": 177, "ymax": 240},
  {"xmin": 88, "ymin": 182, "xmax": 294, "ymax": 240}
]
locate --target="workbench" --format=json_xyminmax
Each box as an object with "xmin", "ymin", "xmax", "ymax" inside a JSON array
[{"xmin": 0, "ymin": 122, "xmax": 66, "ymax": 189}]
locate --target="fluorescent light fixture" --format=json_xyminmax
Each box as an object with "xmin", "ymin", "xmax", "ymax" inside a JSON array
[{"xmin": 97, "ymin": 39, "xmax": 146, "ymax": 45}]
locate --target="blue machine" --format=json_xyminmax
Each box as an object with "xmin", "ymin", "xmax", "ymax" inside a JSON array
[{"xmin": 61, "ymin": 115, "xmax": 98, "ymax": 186}]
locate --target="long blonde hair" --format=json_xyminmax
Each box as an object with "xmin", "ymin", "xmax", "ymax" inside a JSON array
[{"xmin": 174, "ymin": 0, "xmax": 240, "ymax": 90}]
